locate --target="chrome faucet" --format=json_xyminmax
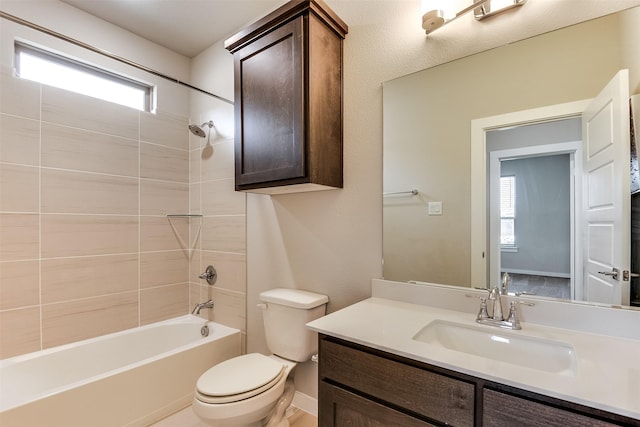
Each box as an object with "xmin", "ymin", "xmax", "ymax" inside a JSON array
[
  {"xmin": 489, "ymin": 287, "xmax": 504, "ymax": 321},
  {"xmin": 474, "ymin": 288, "xmax": 534, "ymax": 330},
  {"xmin": 192, "ymin": 299, "xmax": 214, "ymax": 315},
  {"xmin": 501, "ymin": 272, "xmax": 510, "ymax": 295}
]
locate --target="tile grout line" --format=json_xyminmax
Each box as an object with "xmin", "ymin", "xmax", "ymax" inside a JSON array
[
  {"xmin": 38, "ymin": 82, "xmax": 43, "ymax": 351},
  {"xmin": 138, "ymin": 111, "xmax": 142, "ymax": 327}
]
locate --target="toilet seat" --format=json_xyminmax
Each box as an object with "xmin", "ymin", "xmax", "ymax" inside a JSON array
[{"xmin": 196, "ymin": 353, "xmax": 285, "ymax": 404}]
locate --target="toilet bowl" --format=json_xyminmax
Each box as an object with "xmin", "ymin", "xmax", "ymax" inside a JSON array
[
  {"xmin": 193, "ymin": 353, "xmax": 296, "ymax": 427},
  {"xmin": 192, "ymin": 288, "xmax": 328, "ymax": 427}
]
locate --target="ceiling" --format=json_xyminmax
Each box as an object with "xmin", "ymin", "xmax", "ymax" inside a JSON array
[{"xmin": 60, "ymin": 0, "xmax": 287, "ymax": 57}]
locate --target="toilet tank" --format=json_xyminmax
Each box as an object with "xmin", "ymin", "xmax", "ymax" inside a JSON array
[{"xmin": 259, "ymin": 288, "xmax": 328, "ymax": 362}]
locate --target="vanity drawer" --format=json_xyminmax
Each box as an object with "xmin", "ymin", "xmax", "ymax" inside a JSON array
[
  {"xmin": 320, "ymin": 338, "xmax": 475, "ymax": 426},
  {"xmin": 483, "ymin": 389, "xmax": 623, "ymax": 427},
  {"xmin": 319, "ymin": 381, "xmax": 437, "ymax": 426}
]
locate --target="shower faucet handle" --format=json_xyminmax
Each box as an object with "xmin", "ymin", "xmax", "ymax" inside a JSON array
[{"xmin": 199, "ymin": 265, "xmax": 217, "ymax": 285}]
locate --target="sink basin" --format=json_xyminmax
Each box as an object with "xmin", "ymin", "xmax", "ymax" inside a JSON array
[{"xmin": 412, "ymin": 320, "xmax": 577, "ymax": 375}]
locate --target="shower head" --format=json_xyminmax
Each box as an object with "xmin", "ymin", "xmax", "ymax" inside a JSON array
[
  {"xmin": 189, "ymin": 124, "xmax": 206, "ymax": 138},
  {"xmin": 189, "ymin": 120, "xmax": 214, "ymax": 138}
]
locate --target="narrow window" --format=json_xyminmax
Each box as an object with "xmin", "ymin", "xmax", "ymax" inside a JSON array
[
  {"xmin": 500, "ymin": 175, "xmax": 516, "ymax": 247},
  {"xmin": 15, "ymin": 43, "xmax": 152, "ymax": 111}
]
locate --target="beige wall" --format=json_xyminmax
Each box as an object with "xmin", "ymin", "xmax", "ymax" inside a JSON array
[{"xmin": 620, "ymin": 6, "xmax": 640, "ymax": 94}]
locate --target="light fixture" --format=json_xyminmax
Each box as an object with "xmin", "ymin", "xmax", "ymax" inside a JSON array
[{"xmin": 422, "ymin": 0, "xmax": 526, "ymax": 34}]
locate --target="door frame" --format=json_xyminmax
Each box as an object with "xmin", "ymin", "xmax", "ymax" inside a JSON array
[
  {"xmin": 488, "ymin": 142, "xmax": 582, "ymax": 299},
  {"xmin": 470, "ymin": 99, "xmax": 591, "ymax": 288}
]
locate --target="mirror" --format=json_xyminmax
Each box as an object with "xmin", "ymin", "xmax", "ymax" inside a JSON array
[{"xmin": 383, "ymin": 6, "xmax": 640, "ymax": 308}]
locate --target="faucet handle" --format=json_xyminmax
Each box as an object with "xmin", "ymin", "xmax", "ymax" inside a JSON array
[
  {"xmin": 506, "ymin": 300, "xmax": 534, "ymax": 330},
  {"xmin": 512, "ymin": 300, "xmax": 535, "ymax": 307},
  {"xmin": 477, "ymin": 297, "xmax": 490, "ymax": 320},
  {"xmin": 506, "ymin": 301, "xmax": 520, "ymax": 327},
  {"xmin": 199, "ymin": 265, "xmax": 217, "ymax": 285}
]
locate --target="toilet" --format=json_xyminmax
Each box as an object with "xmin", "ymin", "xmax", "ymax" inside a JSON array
[{"xmin": 192, "ymin": 288, "xmax": 329, "ymax": 427}]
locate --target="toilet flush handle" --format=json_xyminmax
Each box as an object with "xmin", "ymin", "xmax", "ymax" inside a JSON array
[{"xmin": 257, "ymin": 303, "xmax": 267, "ymax": 310}]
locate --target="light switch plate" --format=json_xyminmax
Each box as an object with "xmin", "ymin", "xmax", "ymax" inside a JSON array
[{"xmin": 428, "ymin": 201, "xmax": 442, "ymax": 215}]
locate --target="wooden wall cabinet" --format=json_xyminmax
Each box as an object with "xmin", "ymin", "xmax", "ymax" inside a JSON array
[
  {"xmin": 319, "ymin": 335, "xmax": 639, "ymax": 427},
  {"xmin": 225, "ymin": 0, "xmax": 347, "ymax": 194}
]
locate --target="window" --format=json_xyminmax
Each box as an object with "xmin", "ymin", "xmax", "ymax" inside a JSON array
[
  {"xmin": 15, "ymin": 43, "xmax": 152, "ymax": 111},
  {"xmin": 500, "ymin": 175, "xmax": 516, "ymax": 247}
]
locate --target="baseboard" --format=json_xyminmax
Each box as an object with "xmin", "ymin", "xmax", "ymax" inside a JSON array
[{"xmin": 292, "ymin": 391, "xmax": 317, "ymax": 417}]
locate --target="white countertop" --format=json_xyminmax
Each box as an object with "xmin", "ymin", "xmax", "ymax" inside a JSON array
[{"xmin": 307, "ymin": 296, "xmax": 640, "ymax": 420}]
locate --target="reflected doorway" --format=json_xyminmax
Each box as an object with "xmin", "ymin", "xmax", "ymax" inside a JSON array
[
  {"xmin": 486, "ymin": 119, "xmax": 582, "ymax": 299},
  {"xmin": 495, "ymin": 152, "xmax": 575, "ymax": 298},
  {"xmin": 472, "ymin": 71, "xmax": 632, "ymax": 306}
]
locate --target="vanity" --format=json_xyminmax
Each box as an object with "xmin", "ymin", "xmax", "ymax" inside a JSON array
[{"xmin": 307, "ymin": 280, "xmax": 640, "ymax": 426}]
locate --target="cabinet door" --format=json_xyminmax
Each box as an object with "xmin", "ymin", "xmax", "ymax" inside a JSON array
[
  {"xmin": 319, "ymin": 381, "xmax": 437, "ymax": 427},
  {"xmin": 320, "ymin": 339, "xmax": 475, "ymax": 426},
  {"xmin": 483, "ymin": 389, "xmax": 623, "ymax": 427},
  {"xmin": 233, "ymin": 16, "xmax": 304, "ymax": 188}
]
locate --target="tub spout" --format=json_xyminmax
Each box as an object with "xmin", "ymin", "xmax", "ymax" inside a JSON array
[{"xmin": 192, "ymin": 300, "xmax": 214, "ymax": 315}]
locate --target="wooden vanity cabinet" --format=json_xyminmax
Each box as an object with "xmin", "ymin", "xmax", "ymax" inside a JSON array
[
  {"xmin": 319, "ymin": 336, "xmax": 475, "ymax": 426},
  {"xmin": 319, "ymin": 335, "xmax": 640, "ymax": 427},
  {"xmin": 482, "ymin": 389, "xmax": 630, "ymax": 426},
  {"xmin": 320, "ymin": 383, "xmax": 437, "ymax": 427},
  {"xmin": 224, "ymin": 0, "xmax": 347, "ymax": 194}
]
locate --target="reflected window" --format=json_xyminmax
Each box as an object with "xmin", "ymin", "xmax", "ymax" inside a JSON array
[
  {"xmin": 15, "ymin": 43, "xmax": 152, "ymax": 112},
  {"xmin": 500, "ymin": 175, "xmax": 516, "ymax": 246}
]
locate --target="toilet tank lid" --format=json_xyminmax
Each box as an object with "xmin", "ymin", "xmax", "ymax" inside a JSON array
[{"xmin": 260, "ymin": 288, "xmax": 329, "ymax": 309}]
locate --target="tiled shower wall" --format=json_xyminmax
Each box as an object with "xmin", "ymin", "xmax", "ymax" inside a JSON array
[
  {"xmin": 0, "ymin": 71, "xmax": 203, "ymax": 359},
  {"xmin": 188, "ymin": 92, "xmax": 247, "ymax": 350}
]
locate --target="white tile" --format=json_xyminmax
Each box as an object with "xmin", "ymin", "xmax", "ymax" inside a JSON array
[
  {"xmin": 41, "ymin": 169, "xmax": 138, "ymax": 215},
  {"xmin": 201, "ymin": 178, "xmax": 245, "ymax": 216},
  {"xmin": 0, "ymin": 164, "xmax": 39, "ymax": 212},
  {"xmin": 201, "ymin": 139, "xmax": 234, "ymax": 182},
  {"xmin": 141, "ymin": 142, "xmax": 189, "ymax": 182},
  {"xmin": 42, "ymin": 122, "xmax": 138, "ymax": 176},
  {"xmin": 0, "ymin": 70, "xmax": 40, "ymax": 119},
  {"xmin": 140, "ymin": 179, "xmax": 189, "ymax": 215},
  {"xmin": 41, "ymin": 214, "xmax": 138, "ymax": 258},
  {"xmin": 140, "ymin": 111, "xmax": 189, "ymax": 150},
  {"xmin": 201, "ymin": 215, "xmax": 246, "ymax": 253},
  {"xmin": 42, "ymin": 86, "xmax": 138, "ymax": 139},
  {"xmin": 0, "ymin": 114, "xmax": 40, "ymax": 166}
]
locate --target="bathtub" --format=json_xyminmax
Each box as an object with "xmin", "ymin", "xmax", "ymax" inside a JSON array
[{"xmin": 0, "ymin": 315, "xmax": 241, "ymax": 427}]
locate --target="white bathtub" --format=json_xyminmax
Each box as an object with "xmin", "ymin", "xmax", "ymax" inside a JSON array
[{"xmin": 0, "ymin": 315, "xmax": 241, "ymax": 427}]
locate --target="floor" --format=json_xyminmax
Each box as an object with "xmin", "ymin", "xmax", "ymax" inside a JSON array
[
  {"xmin": 506, "ymin": 273, "xmax": 571, "ymax": 299},
  {"xmin": 150, "ymin": 405, "xmax": 317, "ymax": 427}
]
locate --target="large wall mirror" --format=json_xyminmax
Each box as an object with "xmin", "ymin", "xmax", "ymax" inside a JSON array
[{"xmin": 383, "ymin": 6, "xmax": 640, "ymax": 309}]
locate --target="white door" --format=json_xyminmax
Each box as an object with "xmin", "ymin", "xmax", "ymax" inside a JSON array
[{"xmin": 582, "ymin": 70, "xmax": 631, "ymax": 305}]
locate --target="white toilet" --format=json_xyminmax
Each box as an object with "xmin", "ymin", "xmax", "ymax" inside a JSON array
[{"xmin": 192, "ymin": 288, "xmax": 329, "ymax": 427}]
